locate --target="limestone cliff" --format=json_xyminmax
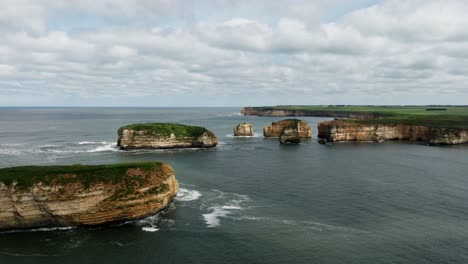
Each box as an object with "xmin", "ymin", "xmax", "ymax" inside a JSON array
[
  {"xmin": 0, "ymin": 162, "xmax": 178, "ymax": 230},
  {"xmin": 118, "ymin": 123, "xmax": 218, "ymax": 149},
  {"xmin": 318, "ymin": 120, "xmax": 468, "ymax": 145},
  {"xmin": 264, "ymin": 119, "xmax": 312, "ymax": 138},
  {"xmin": 233, "ymin": 122, "xmax": 254, "ymax": 136},
  {"xmin": 242, "ymin": 107, "xmax": 378, "ymax": 119}
]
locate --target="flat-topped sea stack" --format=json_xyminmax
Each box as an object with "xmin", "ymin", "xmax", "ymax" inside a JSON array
[
  {"xmin": 264, "ymin": 119, "xmax": 312, "ymax": 138},
  {"xmin": 318, "ymin": 119, "xmax": 468, "ymax": 145},
  {"xmin": 0, "ymin": 162, "xmax": 178, "ymax": 230},
  {"xmin": 233, "ymin": 122, "xmax": 254, "ymax": 136},
  {"xmin": 118, "ymin": 123, "xmax": 218, "ymax": 149}
]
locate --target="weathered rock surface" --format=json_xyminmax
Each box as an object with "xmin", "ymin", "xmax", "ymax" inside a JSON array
[
  {"xmin": 317, "ymin": 120, "xmax": 468, "ymax": 145},
  {"xmin": 118, "ymin": 123, "xmax": 218, "ymax": 149},
  {"xmin": 263, "ymin": 119, "xmax": 312, "ymax": 138},
  {"xmin": 279, "ymin": 127, "xmax": 301, "ymax": 144},
  {"xmin": 0, "ymin": 162, "xmax": 178, "ymax": 230},
  {"xmin": 233, "ymin": 122, "xmax": 254, "ymax": 136}
]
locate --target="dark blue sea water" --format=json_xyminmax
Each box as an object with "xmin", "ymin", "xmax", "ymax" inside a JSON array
[{"xmin": 0, "ymin": 107, "xmax": 468, "ymax": 264}]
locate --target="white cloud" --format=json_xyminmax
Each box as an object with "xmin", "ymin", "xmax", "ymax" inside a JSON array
[{"xmin": 0, "ymin": 0, "xmax": 467, "ymax": 106}]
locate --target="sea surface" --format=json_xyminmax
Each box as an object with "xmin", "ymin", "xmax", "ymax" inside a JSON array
[{"xmin": 0, "ymin": 107, "xmax": 467, "ymax": 264}]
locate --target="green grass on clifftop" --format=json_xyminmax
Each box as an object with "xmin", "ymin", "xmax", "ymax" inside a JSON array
[
  {"xmin": 0, "ymin": 162, "xmax": 163, "ymax": 189},
  {"xmin": 121, "ymin": 123, "xmax": 209, "ymax": 138},
  {"xmin": 247, "ymin": 105, "xmax": 468, "ymax": 129}
]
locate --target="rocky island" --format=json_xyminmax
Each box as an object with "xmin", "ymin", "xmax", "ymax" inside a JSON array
[
  {"xmin": 0, "ymin": 162, "xmax": 178, "ymax": 230},
  {"xmin": 118, "ymin": 123, "xmax": 218, "ymax": 149},
  {"xmin": 233, "ymin": 122, "xmax": 254, "ymax": 136},
  {"xmin": 263, "ymin": 119, "xmax": 312, "ymax": 144},
  {"xmin": 264, "ymin": 119, "xmax": 312, "ymax": 138}
]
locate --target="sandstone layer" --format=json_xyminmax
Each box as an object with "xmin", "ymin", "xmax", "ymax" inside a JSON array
[
  {"xmin": 279, "ymin": 127, "xmax": 301, "ymax": 144},
  {"xmin": 0, "ymin": 162, "xmax": 178, "ymax": 230},
  {"xmin": 118, "ymin": 123, "xmax": 218, "ymax": 149},
  {"xmin": 317, "ymin": 120, "xmax": 468, "ymax": 145},
  {"xmin": 233, "ymin": 122, "xmax": 254, "ymax": 136},
  {"xmin": 263, "ymin": 119, "xmax": 312, "ymax": 138}
]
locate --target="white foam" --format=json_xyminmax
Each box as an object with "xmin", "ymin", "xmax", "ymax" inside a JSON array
[
  {"xmin": 86, "ymin": 143, "xmax": 118, "ymax": 153},
  {"xmin": 142, "ymin": 227, "xmax": 159, "ymax": 232},
  {"xmin": 175, "ymin": 188, "xmax": 202, "ymax": 202},
  {"xmin": 78, "ymin": 141, "xmax": 108, "ymax": 145},
  {"xmin": 203, "ymin": 207, "xmax": 231, "ymax": 228}
]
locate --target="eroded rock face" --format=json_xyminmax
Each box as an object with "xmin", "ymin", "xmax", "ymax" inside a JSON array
[
  {"xmin": 233, "ymin": 123, "xmax": 254, "ymax": 136},
  {"xmin": 263, "ymin": 119, "xmax": 312, "ymax": 138},
  {"xmin": 117, "ymin": 125, "xmax": 218, "ymax": 149},
  {"xmin": 279, "ymin": 127, "xmax": 301, "ymax": 144},
  {"xmin": 317, "ymin": 120, "xmax": 468, "ymax": 145},
  {"xmin": 0, "ymin": 162, "xmax": 178, "ymax": 230}
]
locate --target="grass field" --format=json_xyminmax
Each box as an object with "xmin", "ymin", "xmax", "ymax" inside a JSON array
[
  {"xmin": 0, "ymin": 162, "xmax": 163, "ymax": 188},
  {"xmin": 120, "ymin": 123, "xmax": 208, "ymax": 138},
  {"xmin": 246, "ymin": 105, "xmax": 468, "ymax": 129}
]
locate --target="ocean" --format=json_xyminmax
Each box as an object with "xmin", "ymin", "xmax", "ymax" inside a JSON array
[{"xmin": 0, "ymin": 107, "xmax": 467, "ymax": 264}]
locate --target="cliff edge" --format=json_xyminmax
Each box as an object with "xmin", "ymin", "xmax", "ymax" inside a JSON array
[{"xmin": 318, "ymin": 120, "xmax": 468, "ymax": 145}]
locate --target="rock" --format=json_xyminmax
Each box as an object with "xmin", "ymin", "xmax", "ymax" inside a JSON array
[
  {"xmin": 263, "ymin": 119, "xmax": 312, "ymax": 138},
  {"xmin": 118, "ymin": 123, "xmax": 218, "ymax": 149},
  {"xmin": 0, "ymin": 162, "xmax": 178, "ymax": 230},
  {"xmin": 317, "ymin": 119, "xmax": 468, "ymax": 145},
  {"xmin": 279, "ymin": 127, "xmax": 301, "ymax": 144},
  {"xmin": 318, "ymin": 138, "xmax": 327, "ymax": 144},
  {"xmin": 233, "ymin": 122, "xmax": 254, "ymax": 136}
]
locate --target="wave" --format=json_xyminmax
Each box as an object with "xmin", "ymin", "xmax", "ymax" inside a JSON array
[
  {"xmin": 78, "ymin": 141, "xmax": 109, "ymax": 145},
  {"xmin": 201, "ymin": 190, "xmax": 250, "ymax": 228},
  {"xmin": 0, "ymin": 226, "xmax": 75, "ymax": 234},
  {"xmin": 175, "ymin": 188, "xmax": 202, "ymax": 202}
]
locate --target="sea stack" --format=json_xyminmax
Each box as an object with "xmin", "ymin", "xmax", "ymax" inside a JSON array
[
  {"xmin": 0, "ymin": 162, "xmax": 178, "ymax": 230},
  {"xmin": 117, "ymin": 123, "xmax": 218, "ymax": 149},
  {"xmin": 263, "ymin": 119, "xmax": 312, "ymax": 138},
  {"xmin": 233, "ymin": 122, "xmax": 254, "ymax": 136}
]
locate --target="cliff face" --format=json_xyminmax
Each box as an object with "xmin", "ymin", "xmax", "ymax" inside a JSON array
[
  {"xmin": 233, "ymin": 123, "xmax": 254, "ymax": 136},
  {"xmin": 0, "ymin": 162, "xmax": 178, "ymax": 230},
  {"xmin": 318, "ymin": 120, "xmax": 468, "ymax": 145},
  {"xmin": 264, "ymin": 119, "xmax": 312, "ymax": 138},
  {"xmin": 242, "ymin": 107, "xmax": 378, "ymax": 119},
  {"xmin": 118, "ymin": 125, "xmax": 218, "ymax": 149}
]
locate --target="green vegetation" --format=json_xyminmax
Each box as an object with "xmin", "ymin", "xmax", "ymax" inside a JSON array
[
  {"xmin": 0, "ymin": 162, "xmax": 163, "ymax": 189},
  {"xmin": 121, "ymin": 123, "xmax": 208, "ymax": 138},
  {"xmin": 248, "ymin": 105, "xmax": 468, "ymax": 129}
]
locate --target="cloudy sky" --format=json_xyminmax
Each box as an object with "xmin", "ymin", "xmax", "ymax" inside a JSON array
[{"xmin": 1, "ymin": 0, "xmax": 467, "ymax": 106}]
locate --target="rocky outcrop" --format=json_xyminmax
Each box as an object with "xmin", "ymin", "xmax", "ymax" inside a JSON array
[
  {"xmin": 242, "ymin": 107, "xmax": 379, "ymax": 119},
  {"xmin": 279, "ymin": 127, "xmax": 301, "ymax": 144},
  {"xmin": 264, "ymin": 119, "xmax": 312, "ymax": 138},
  {"xmin": 317, "ymin": 120, "xmax": 468, "ymax": 145},
  {"xmin": 0, "ymin": 162, "xmax": 178, "ymax": 230},
  {"xmin": 233, "ymin": 122, "xmax": 254, "ymax": 136},
  {"xmin": 118, "ymin": 123, "xmax": 218, "ymax": 149}
]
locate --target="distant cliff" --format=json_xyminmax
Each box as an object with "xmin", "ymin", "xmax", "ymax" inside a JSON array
[
  {"xmin": 318, "ymin": 120, "xmax": 468, "ymax": 145},
  {"xmin": 242, "ymin": 107, "xmax": 379, "ymax": 119},
  {"xmin": 0, "ymin": 162, "xmax": 178, "ymax": 230},
  {"xmin": 118, "ymin": 123, "xmax": 218, "ymax": 149}
]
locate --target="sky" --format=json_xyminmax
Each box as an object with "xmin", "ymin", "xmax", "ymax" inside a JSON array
[{"xmin": 1, "ymin": 0, "xmax": 467, "ymax": 106}]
